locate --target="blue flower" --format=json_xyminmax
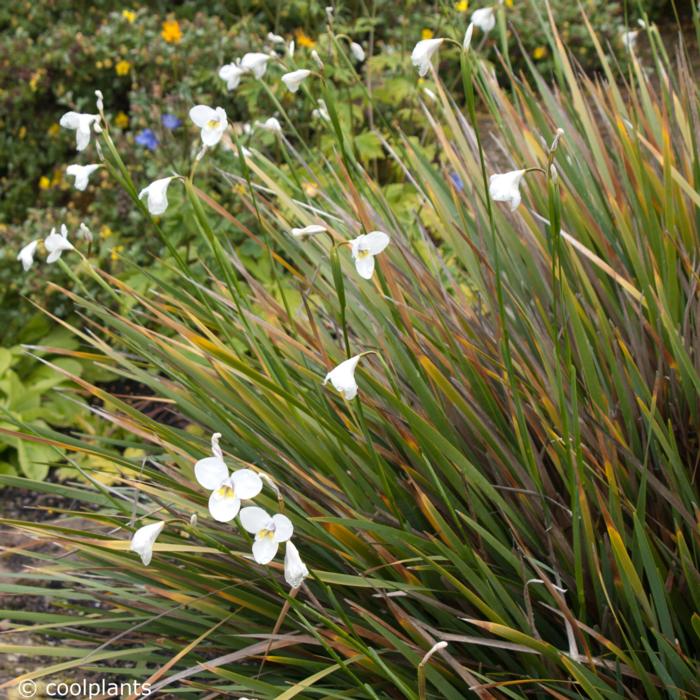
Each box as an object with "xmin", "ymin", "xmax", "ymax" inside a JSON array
[
  {"xmin": 161, "ymin": 113, "xmax": 182, "ymax": 130},
  {"xmin": 135, "ymin": 128, "xmax": 159, "ymax": 151},
  {"xmin": 449, "ymin": 171, "xmax": 464, "ymax": 191}
]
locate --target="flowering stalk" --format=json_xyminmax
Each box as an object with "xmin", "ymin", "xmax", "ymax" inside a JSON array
[
  {"xmin": 458, "ymin": 46, "xmax": 542, "ymax": 492},
  {"xmin": 329, "ymin": 243, "xmax": 350, "ymax": 357}
]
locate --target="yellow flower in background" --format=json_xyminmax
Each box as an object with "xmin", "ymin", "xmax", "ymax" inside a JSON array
[
  {"xmin": 455, "ymin": 0, "xmax": 469, "ymax": 11},
  {"xmin": 39, "ymin": 176, "xmax": 51, "ymax": 190},
  {"xmin": 122, "ymin": 9, "xmax": 136, "ymax": 23},
  {"xmin": 18, "ymin": 126, "xmax": 27, "ymax": 139},
  {"xmin": 110, "ymin": 244, "xmax": 125, "ymax": 261},
  {"xmin": 100, "ymin": 225, "xmax": 114, "ymax": 239},
  {"xmin": 47, "ymin": 123, "xmax": 61, "ymax": 137},
  {"xmin": 115, "ymin": 60, "xmax": 131, "ymax": 76},
  {"xmin": 302, "ymin": 181, "xmax": 319, "ymax": 197},
  {"xmin": 294, "ymin": 29, "xmax": 316, "ymax": 49},
  {"xmin": 421, "ymin": 28, "xmax": 434, "ymax": 40},
  {"xmin": 533, "ymin": 45, "xmax": 547, "ymax": 60},
  {"xmin": 161, "ymin": 18, "xmax": 182, "ymax": 43},
  {"xmin": 504, "ymin": 0, "xmax": 513, "ymax": 6},
  {"xmin": 115, "ymin": 111, "xmax": 129, "ymax": 128}
]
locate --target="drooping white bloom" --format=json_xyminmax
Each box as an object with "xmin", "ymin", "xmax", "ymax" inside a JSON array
[
  {"xmin": 411, "ymin": 38, "xmax": 444, "ymax": 77},
  {"xmin": 59, "ymin": 111, "xmax": 100, "ymax": 151},
  {"xmin": 17, "ymin": 240, "xmax": 39, "ymax": 272},
  {"xmin": 311, "ymin": 50, "xmax": 324, "ymax": 70},
  {"xmin": 95, "ymin": 89, "xmax": 104, "ymax": 112},
  {"xmin": 488, "ymin": 169, "xmax": 527, "ymax": 211},
  {"xmin": 471, "ymin": 7, "xmax": 496, "ymax": 33},
  {"xmin": 312, "ymin": 99, "xmax": 330, "ymax": 122},
  {"xmin": 239, "ymin": 506, "xmax": 294, "ymax": 565},
  {"xmin": 257, "ymin": 117, "xmax": 282, "ymax": 133},
  {"xmin": 66, "ymin": 163, "xmax": 100, "ymax": 191},
  {"xmin": 323, "ymin": 354, "xmax": 362, "ymax": 400},
  {"xmin": 288, "ymin": 40, "xmax": 295, "ymax": 58},
  {"xmin": 78, "ymin": 222, "xmax": 93, "ymax": 242},
  {"xmin": 241, "ymin": 52, "xmax": 271, "ymax": 78},
  {"xmin": 291, "ymin": 224, "xmax": 327, "ymax": 239},
  {"xmin": 350, "ymin": 42, "xmax": 366, "ymax": 62},
  {"xmin": 350, "ymin": 230, "xmax": 390, "ymax": 280},
  {"xmin": 622, "ymin": 30, "xmax": 639, "ymax": 50},
  {"xmin": 281, "ymin": 69, "xmax": 311, "ymax": 93},
  {"xmin": 44, "ymin": 224, "xmax": 74, "ymax": 263},
  {"xmin": 284, "ymin": 541, "xmax": 309, "ymax": 588},
  {"xmin": 189, "ymin": 105, "xmax": 228, "ymax": 147},
  {"xmin": 130, "ymin": 521, "xmax": 165, "ymax": 566},
  {"xmin": 139, "ymin": 176, "xmax": 175, "ymax": 216},
  {"xmin": 267, "ymin": 32, "xmax": 285, "ymax": 44},
  {"xmin": 194, "ymin": 433, "xmax": 262, "ymax": 522},
  {"xmin": 463, "ymin": 23, "xmax": 475, "ymax": 50},
  {"xmin": 219, "ymin": 62, "xmax": 245, "ymax": 91}
]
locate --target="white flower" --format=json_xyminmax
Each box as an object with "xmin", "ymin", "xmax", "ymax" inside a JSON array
[
  {"xmin": 411, "ymin": 38, "xmax": 444, "ymax": 77},
  {"xmin": 311, "ymin": 50, "xmax": 324, "ymax": 70},
  {"xmin": 350, "ymin": 230, "xmax": 390, "ymax": 280},
  {"xmin": 194, "ymin": 433, "xmax": 262, "ymax": 522},
  {"xmin": 44, "ymin": 224, "xmax": 74, "ymax": 263},
  {"xmin": 312, "ymin": 99, "xmax": 330, "ymax": 122},
  {"xmin": 17, "ymin": 240, "xmax": 39, "ymax": 272},
  {"xmin": 66, "ymin": 163, "xmax": 100, "ymax": 191},
  {"xmin": 284, "ymin": 541, "xmax": 309, "ymax": 589},
  {"xmin": 139, "ymin": 177, "xmax": 175, "ymax": 216},
  {"xmin": 219, "ymin": 62, "xmax": 245, "ymax": 91},
  {"xmin": 257, "ymin": 117, "xmax": 282, "ymax": 133},
  {"xmin": 59, "ymin": 111, "xmax": 100, "ymax": 151},
  {"xmin": 471, "ymin": 7, "xmax": 496, "ymax": 33},
  {"xmin": 239, "ymin": 506, "xmax": 294, "ymax": 565},
  {"xmin": 463, "ymin": 23, "xmax": 475, "ymax": 50},
  {"xmin": 288, "ymin": 40, "xmax": 295, "ymax": 58},
  {"xmin": 78, "ymin": 222, "xmax": 93, "ymax": 242},
  {"xmin": 488, "ymin": 169, "xmax": 527, "ymax": 211},
  {"xmin": 622, "ymin": 30, "xmax": 639, "ymax": 50},
  {"xmin": 291, "ymin": 224, "xmax": 327, "ymax": 239},
  {"xmin": 241, "ymin": 52, "xmax": 271, "ymax": 78},
  {"xmin": 267, "ymin": 32, "xmax": 285, "ymax": 44},
  {"xmin": 323, "ymin": 354, "xmax": 362, "ymax": 400},
  {"xmin": 350, "ymin": 42, "xmax": 366, "ymax": 62},
  {"xmin": 130, "ymin": 521, "xmax": 165, "ymax": 566},
  {"xmin": 189, "ymin": 105, "xmax": 228, "ymax": 147},
  {"xmin": 281, "ymin": 69, "xmax": 311, "ymax": 93}
]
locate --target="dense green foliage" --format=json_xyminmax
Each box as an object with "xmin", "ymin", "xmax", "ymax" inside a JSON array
[{"xmin": 1, "ymin": 1, "xmax": 699, "ymax": 697}]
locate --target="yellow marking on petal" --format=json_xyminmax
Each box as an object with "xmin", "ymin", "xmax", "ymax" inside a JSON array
[{"xmin": 207, "ymin": 119, "xmax": 220, "ymax": 129}]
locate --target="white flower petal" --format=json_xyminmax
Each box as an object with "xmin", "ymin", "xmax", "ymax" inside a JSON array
[
  {"xmin": 361, "ymin": 231, "xmax": 390, "ymax": 255},
  {"xmin": 208, "ymin": 489, "xmax": 241, "ymax": 522},
  {"xmin": 323, "ymin": 355, "xmax": 361, "ymax": 400},
  {"xmin": 194, "ymin": 456, "xmax": 228, "ymax": 490},
  {"xmin": 66, "ymin": 163, "xmax": 100, "ymax": 191},
  {"xmin": 355, "ymin": 254, "xmax": 376, "ymax": 280},
  {"xmin": 17, "ymin": 240, "xmax": 39, "ymax": 272},
  {"xmin": 488, "ymin": 169, "xmax": 526, "ymax": 211},
  {"xmin": 471, "ymin": 7, "xmax": 496, "ymax": 33},
  {"xmin": 219, "ymin": 63, "xmax": 244, "ymax": 91},
  {"xmin": 281, "ymin": 69, "xmax": 311, "ymax": 93},
  {"xmin": 230, "ymin": 468, "xmax": 263, "ymax": 500},
  {"xmin": 130, "ymin": 521, "xmax": 165, "ymax": 566},
  {"xmin": 284, "ymin": 541, "xmax": 309, "ymax": 588},
  {"xmin": 350, "ymin": 42, "xmax": 366, "ymax": 62},
  {"xmin": 239, "ymin": 506, "xmax": 271, "ymax": 534},
  {"xmin": 189, "ymin": 105, "xmax": 218, "ymax": 127},
  {"xmin": 411, "ymin": 38, "xmax": 444, "ymax": 77},
  {"xmin": 291, "ymin": 224, "xmax": 327, "ymax": 239},
  {"xmin": 252, "ymin": 537, "xmax": 278, "ymax": 565},
  {"xmin": 138, "ymin": 176, "xmax": 175, "ymax": 216},
  {"xmin": 44, "ymin": 227, "xmax": 74, "ymax": 263},
  {"xmin": 271, "ymin": 514, "xmax": 294, "ymax": 543},
  {"xmin": 241, "ymin": 52, "xmax": 271, "ymax": 79}
]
